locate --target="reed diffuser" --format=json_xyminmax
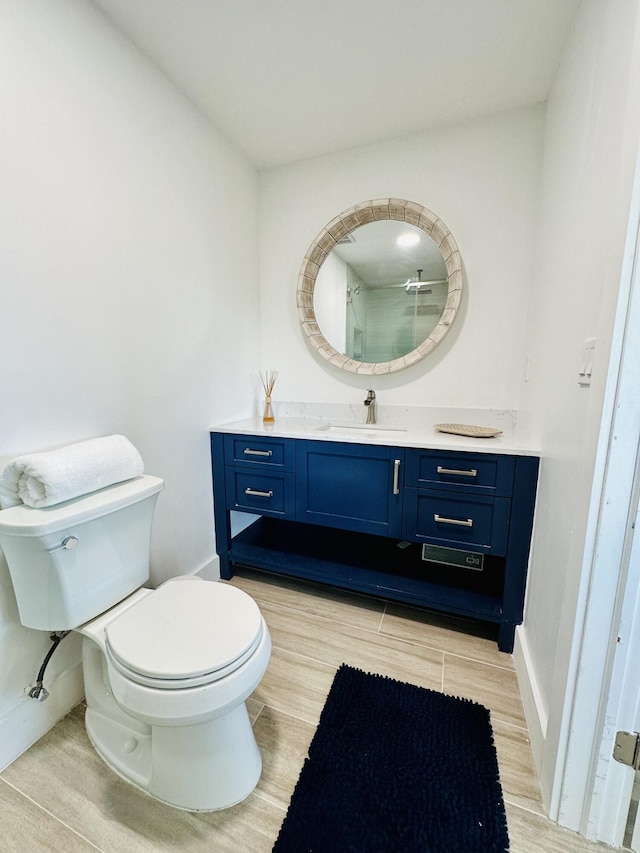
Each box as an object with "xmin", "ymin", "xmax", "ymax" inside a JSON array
[{"xmin": 260, "ymin": 370, "xmax": 278, "ymax": 423}]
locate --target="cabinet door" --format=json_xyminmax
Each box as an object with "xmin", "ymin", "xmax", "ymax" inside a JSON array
[{"xmin": 295, "ymin": 441, "xmax": 404, "ymax": 537}]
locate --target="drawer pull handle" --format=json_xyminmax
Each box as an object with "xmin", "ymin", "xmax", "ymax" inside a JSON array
[
  {"xmin": 393, "ymin": 459, "xmax": 401, "ymax": 495},
  {"xmin": 436, "ymin": 466, "xmax": 478, "ymax": 478},
  {"xmin": 245, "ymin": 488, "xmax": 274, "ymax": 498},
  {"xmin": 434, "ymin": 514, "xmax": 474, "ymax": 528},
  {"xmin": 244, "ymin": 448, "xmax": 273, "ymax": 457}
]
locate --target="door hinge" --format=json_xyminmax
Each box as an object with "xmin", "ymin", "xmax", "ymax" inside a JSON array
[{"xmin": 614, "ymin": 731, "xmax": 640, "ymax": 769}]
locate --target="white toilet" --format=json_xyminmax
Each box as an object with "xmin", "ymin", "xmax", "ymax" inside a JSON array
[{"xmin": 0, "ymin": 475, "xmax": 271, "ymax": 811}]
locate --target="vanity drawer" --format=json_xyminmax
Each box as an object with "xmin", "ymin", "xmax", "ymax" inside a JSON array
[
  {"xmin": 405, "ymin": 450, "xmax": 515, "ymax": 497},
  {"xmin": 226, "ymin": 469, "xmax": 295, "ymax": 518},
  {"xmin": 402, "ymin": 489, "xmax": 511, "ymax": 554},
  {"xmin": 224, "ymin": 435, "xmax": 295, "ymax": 471}
]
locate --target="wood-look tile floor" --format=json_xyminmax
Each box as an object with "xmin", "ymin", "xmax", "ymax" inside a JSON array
[{"xmin": 0, "ymin": 567, "xmax": 612, "ymax": 852}]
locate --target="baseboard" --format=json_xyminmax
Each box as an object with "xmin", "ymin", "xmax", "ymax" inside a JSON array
[
  {"xmin": 513, "ymin": 624, "xmax": 548, "ymax": 778},
  {"xmin": 0, "ymin": 661, "xmax": 84, "ymax": 771}
]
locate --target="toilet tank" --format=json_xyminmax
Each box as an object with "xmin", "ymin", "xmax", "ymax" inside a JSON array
[{"xmin": 0, "ymin": 475, "xmax": 164, "ymax": 630}]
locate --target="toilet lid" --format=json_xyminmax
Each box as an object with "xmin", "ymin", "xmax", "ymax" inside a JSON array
[{"xmin": 105, "ymin": 582, "xmax": 263, "ymax": 684}]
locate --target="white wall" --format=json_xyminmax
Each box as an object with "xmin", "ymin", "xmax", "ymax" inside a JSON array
[
  {"xmin": 258, "ymin": 105, "xmax": 544, "ymax": 411},
  {"xmin": 516, "ymin": 0, "xmax": 640, "ymax": 814},
  {"xmin": 0, "ymin": 0, "xmax": 260, "ymax": 767}
]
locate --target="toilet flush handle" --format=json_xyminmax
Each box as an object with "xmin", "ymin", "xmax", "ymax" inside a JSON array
[{"xmin": 47, "ymin": 536, "xmax": 79, "ymax": 553}]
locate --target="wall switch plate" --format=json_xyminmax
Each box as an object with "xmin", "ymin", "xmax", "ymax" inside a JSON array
[{"xmin": 578, "ymin": 338, "xmax": 596, "ymax": 386}]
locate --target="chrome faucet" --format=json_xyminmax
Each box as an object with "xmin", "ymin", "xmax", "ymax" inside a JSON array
[{"xmin": 364, "ymin": 390, "xmax": 376, "ymax": 424}]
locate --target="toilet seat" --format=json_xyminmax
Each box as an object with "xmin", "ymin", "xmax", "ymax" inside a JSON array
[{"xmin": 105, "ymin": 581, "xmax": 264, "ymax": 690}]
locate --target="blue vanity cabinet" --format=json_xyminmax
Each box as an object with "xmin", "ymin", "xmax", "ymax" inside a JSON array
[{"xmin": 210, "ymin": 430, "xmax": 539, "ymax": 653}]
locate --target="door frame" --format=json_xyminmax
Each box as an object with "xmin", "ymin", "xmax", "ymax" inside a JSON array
[{"xmin": 553, "ymin": 146, "xmax": 640, "ymax": 845}]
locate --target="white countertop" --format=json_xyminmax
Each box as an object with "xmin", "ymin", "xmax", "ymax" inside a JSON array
[{"xmin": 211, "ymin": 407, "xmax": 540, "ymax": 457}]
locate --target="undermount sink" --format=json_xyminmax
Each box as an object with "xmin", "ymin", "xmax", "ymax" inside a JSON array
[{"xmin": 315, "ymin": 422, "xmax": 408, "ymax": 438}]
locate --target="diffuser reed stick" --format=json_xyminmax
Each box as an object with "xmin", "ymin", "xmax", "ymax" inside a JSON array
[{"xmin": 260, "ymin": 370, "xmax": 278, "ymax": 423}]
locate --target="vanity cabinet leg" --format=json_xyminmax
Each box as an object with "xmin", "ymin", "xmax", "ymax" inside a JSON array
[
  {"xmin": 219, "ymin": 553, "xmax": 233, "ymax": 580},
  {"xmin": 213, "ymin": 513, "xmax": 233, "ymax": 580},
  {"xmin": 497, "ymin": 621, "xmax": 516, "ymax": 654},
  {"xmin": 210, "ymin": 432, "xmax": 233, "ymax": 581}
]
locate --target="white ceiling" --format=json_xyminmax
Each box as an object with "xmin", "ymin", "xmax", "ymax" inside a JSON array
[{"xmin": 90, "ymin": 0, "xmax": 580, "ymax": 169}]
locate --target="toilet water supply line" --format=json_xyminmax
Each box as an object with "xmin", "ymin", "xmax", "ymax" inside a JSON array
[{"xmin": 29, "ymin": 631, "xmax": 70, "ymax": 701}]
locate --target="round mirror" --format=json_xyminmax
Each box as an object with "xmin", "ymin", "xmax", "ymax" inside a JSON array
[{"xmin": 297, "ymin": 199, "xmax": 463, "ymax": 374}]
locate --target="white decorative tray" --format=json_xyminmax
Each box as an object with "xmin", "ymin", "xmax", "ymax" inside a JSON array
[{"xmin": 434, "ymin": 423, "xmax": 503, "ymax": 438}]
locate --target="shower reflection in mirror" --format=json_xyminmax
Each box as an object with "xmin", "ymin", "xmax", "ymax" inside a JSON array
[{"xmin": 314, "ymin": 223, "xmax": 448, "ymax": 363}]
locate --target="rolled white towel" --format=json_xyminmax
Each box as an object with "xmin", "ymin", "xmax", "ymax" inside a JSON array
[{"xmin": 0, "ymin": 435, "xmax": 144, "ymax": 509}]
